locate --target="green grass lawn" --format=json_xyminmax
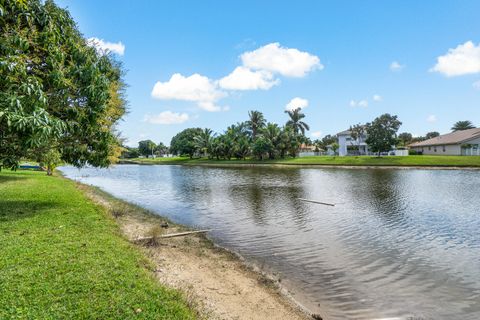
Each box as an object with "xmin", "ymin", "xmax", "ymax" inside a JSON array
[
  {"xmin": 0, "ymin": 170, "xmax": 195, "ymax": 319},
  {"xmin": 124, "ymin": 155, "xmax": 480, "ymax": 167}
]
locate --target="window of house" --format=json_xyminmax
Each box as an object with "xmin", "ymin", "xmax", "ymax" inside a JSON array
[
  {"xmin": 443, "ymin": 145, "xmax": 446, "ymax": 152},
  {"xmin": 434, "ymin": 146, "xmax": 437, "ymax": 152},
  {"xmin": 428, "ymin": 146, "xmax": 431, "ymax": 151}
]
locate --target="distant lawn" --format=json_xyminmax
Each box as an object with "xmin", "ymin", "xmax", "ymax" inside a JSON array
[
  {"xmin": 0, "ymin": 170, "xmax": 195, "ymax": 319},
  {"xmin": 123, "ymin": 155, "xmax": 480, "ymax": 167}
]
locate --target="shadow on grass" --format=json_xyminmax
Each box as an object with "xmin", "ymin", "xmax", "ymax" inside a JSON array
[
  {"xmin": 0, "ymin": 199, "xmax": 60, "ymax": 222},
  {"xmin": 0, "ymin": 174, "xmax": 29, "ymax": 183}
]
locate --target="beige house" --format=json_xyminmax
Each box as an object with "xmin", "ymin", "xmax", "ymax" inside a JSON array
[{"xmin": 409, "ymin": 128, "xmax": 480, "ymax": 155}]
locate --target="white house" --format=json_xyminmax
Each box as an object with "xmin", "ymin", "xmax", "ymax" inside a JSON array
[
  {"xmin": 337, "ymin": 129, "xmax": 407, "ymax": 156},
  {"xmin": 337, "ymin": 129, "xmax": 369, "ymax": 156},
  {"xmin": 409, "ymin": 128, "xmax": 480, "ymax": 155}
]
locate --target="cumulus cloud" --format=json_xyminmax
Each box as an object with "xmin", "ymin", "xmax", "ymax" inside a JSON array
[
  {"xmin": 373, "ymin": 94, "xmax": 382, "ymax": 102},
  {"xmin": 151, "ymin": 43, "xmax": 322, "ymax": 113},
  {"xmin": 350, "ymin": 99, "xmax": 368, "ymax": 107},
  {"xmin": 285, "ymin": 97, "xmax": 309, "ymax": 111},
  {"xmin": 151, "ymin": 73, "xmax": 226, "ymax": 112},
  {"xmin": 426, "ymin": 115, "xmax": 437, "ymax": 123},
  {"xmin": 311, "ymin": 131, "xmax": 323, "ymax": 138},
  {"xmin": 144, "ymin": 111, "xmax": 189, "ymax": 124},
  {"xmin": 88, "ymin": 37, "xmax": 125, "ymax": 55},
  {"xmin": 241, "ymin": 43, "xmax": 322, "ymax": 77},
  {"xmin": 390, "ymin": 61, "xmax": 405, "ymax": 71},
  {"xmin": 474, "ymin": 80, "xmax": 480, "ymax": 90},
  {"xmin": 430, "ymin": 41, "xmax": 480, "ymax": 76},
  {"xmin": 218, "ymin": 66, "xmax": 279, "ymax": 90}
]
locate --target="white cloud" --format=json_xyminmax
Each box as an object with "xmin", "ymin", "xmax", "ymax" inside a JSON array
[
  {"xmin": 350, "ymin": 99, "xmax": 368, "ymax": 107},
  {"xmin": 218, "ymin": 66, "xmax": 279, "ymax": 90},
  {"xmin": 88, "ymin": 37, "xmax": 125, "ymax": 56},
  {"xmin": 285, "ymin": 97, "xmax": 309, "ymax": 111},
  {"xmin": 151, "ymin": 73, "xmax": 226, "ymax": 112},
  {"xmin": 473, "ymin": 80, "xmax": 480, "ymax": 90},
  {"xmin": 311, "ymin": 131, "xmax": 322, "ymax": 138},
  {"xmin": 144, "ymin": 111, "xmax": 189, "ymax": 125},
  {"xmin": 373, "ymin": 94, "xmax": 382, "ymax": 102},
  {"xmin": 426, "ymin": 115, "xmax": 437, "ymax": 123},
  {"xmin": 431, "ymin": 41, "xmax": 480, "ymax": 76},
  {"xmin": 241, "ymin": 42, "xmax": 322, "ymax": 77},
  {"xmin": 390, "ymin": 61, "xmax": 405, "ymax": 71}
]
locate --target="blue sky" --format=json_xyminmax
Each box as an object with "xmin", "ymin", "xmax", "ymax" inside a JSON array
[{"xmin": 57, "ymin": 0, "xmax": 480, "ymax": 146}]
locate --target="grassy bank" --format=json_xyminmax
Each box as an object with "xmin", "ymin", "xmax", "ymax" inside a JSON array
[
  {"xmin": 122, "ymin": 155, "xmax": 480, "ymax": 168},
  {"xmin": 0, "ymin": 170, "xmax": 196, "ymax": 319}
]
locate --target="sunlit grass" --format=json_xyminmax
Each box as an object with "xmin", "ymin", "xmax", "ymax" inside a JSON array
[
  {"xmin": 125, "ymin": 155, "xmax": 480, "ymax": 167},
  {"xmin": 0, "ymin": 170, "xmax": 195, "ymax": 319}
]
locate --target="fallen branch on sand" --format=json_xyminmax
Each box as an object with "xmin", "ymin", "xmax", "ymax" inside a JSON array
[
  {"xmin": 297, "ymin": 198, "xmax": 335, "ymax": 206},
  {"xmin": 133, "ymin": 230, "xmax": 211, "ymax": 243}
]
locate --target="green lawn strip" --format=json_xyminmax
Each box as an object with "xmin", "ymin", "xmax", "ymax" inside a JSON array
[
  {"xmin": 124, "ymin": 155, "xmax": 480, "ymax": 167},
  {"xmin": 0, "ymin": 170, "xmax": 195, "ymax": 320}
]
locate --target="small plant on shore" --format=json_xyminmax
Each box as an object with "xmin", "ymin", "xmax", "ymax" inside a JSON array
[
  {"xmin": 146, "ymin": 225, "xmax": 164, "ymax": 246},
  {"xmin": 111, "ymin": 203, "xmax": 131, "ymax": 218}
]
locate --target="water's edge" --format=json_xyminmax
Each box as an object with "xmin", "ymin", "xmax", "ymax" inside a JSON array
[{"xmin": 66, "ymin": 173, "xmax": 316, "ymax": 319}]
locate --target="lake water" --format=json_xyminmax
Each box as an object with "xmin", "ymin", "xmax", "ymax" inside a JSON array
[{"xmin": 61, "ymin": 164, "xmax": 480, "ymax": 320}]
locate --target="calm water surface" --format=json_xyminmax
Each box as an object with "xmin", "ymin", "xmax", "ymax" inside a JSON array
[{"xmin": 61, "ymin": 165, "xmax": 480, "ymax": 320}]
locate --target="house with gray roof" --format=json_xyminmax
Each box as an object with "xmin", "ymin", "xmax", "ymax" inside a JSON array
[
  {"xmin": 337, "ymin": 129, "xmax": 369, "ymax": 156},
  {"xmin": 409, "ymin": 128, "xmax": 480, "ymax": 156}
]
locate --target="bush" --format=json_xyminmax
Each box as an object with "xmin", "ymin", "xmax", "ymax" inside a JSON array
[{"xmin": 409, "ymin": 149, "xmax": 422, "ymax": 155}]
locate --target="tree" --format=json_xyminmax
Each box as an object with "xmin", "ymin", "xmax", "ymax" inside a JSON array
[
  {"xmin": 365, "ymin": 114, "xmax": 402, "ymax": 156},
  {"xmin": 193, "ymin": 128, "xmax": 213, "ymax": 157},
  {"xmin": 138, "ymin": 140, "xmax": 157, "ymax": 157},
  {"xmin": 0, "ymin": 0, "xmax": 126, "ymax": 171},
  {"xmin": 247, "ymin": 110, "xmax": 266, "ymax": 141},
  {"xmin": 170, "ymin": 128, "xmax": 203, "ymax": 158},
  {"xmin": 349, "ymin": 124, "xmax": 366, "ymax": 154},
  {"xmin": 155, "ymin": 142, "xmax": 169, "ymax": 156},
  {"xmin": 451, "ymin": 121, "xmax": 475, "ymax": 132},
  {"xmin": 331, "ymin": 142, "xmax": 339, "ymax": 156},
  {"xmin": 425, "ymin": 131, "xmax": 440, "ymax": 139},
  {"xmin": 319, "ymin": 134, "xmax": 338, "ymax": 149},
  {"xmin": 261, "ymin": 123, "xmax": 281, "ymax": 159},
  {"xmin": 398, "ymin": 132, "xmax": 413, "ymax": 146},
  {"xmin": 285, "ymin": 108, "xmax": 310, "ymax": 136}
]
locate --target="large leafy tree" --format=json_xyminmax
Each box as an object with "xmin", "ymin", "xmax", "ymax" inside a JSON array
[
  {"xmin": 246, "ymin": 110, "xmax": 266, "ymax": 141},
  {"xmin": 365, "ymin": 114, "xmax": 402, "ymax": 156},
  {"xmin": 285, "ymin": 108, "xmax": 310, "ymax": 136},
  {"xmin": 0, "ymin": 0, "xmax": 126, "ymax": 170},
  {"xmin": 451, "ymin": 120, "xmax": 475, "ymax": 132},
  {"xmin": 170, "ymin": 128, "xmax": 202, "ymax": 158},
  {"xmin": 138, "ymin": 140, "xmax": 156, "ymax": 157}
]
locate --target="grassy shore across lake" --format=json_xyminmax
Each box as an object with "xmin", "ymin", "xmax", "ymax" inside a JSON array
[
  {"xmin": 122, "ymin": 155, "xmax": 480, "ymax": 168},
  {"xmin": 0, "ymin": 170, "xmax": 196, "ymax": 319}
]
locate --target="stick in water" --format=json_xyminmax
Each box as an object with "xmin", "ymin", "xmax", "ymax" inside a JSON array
[{"xmin": 297, "ymin": 198, "xmax": 335, "ymax": 206}]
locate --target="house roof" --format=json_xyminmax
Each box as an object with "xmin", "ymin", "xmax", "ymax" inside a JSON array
[
  {"xmin": 337, "ymin": 129, "xmax": 351, "ymax": 136},
  {"xmin": 409, "ymin": 128, "xmax": 480, "ymax": 147}
]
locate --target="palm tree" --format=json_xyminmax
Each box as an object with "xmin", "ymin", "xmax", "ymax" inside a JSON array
[
  {"xmin": 247, "ymin": 110, "xmax": 266, "ymax": 141},
  {"xmin": 285, "ymin": 108, "xmax": 310, "ymax": 136},
  {"xmin": 262, "ymin": 123, "xmax": 281, "ymax": 159},
  {"xmin": 193, "ymin": 128, "xmax": 213, "ymax": 157},
  {"xmin": 451, "ymin": 120, "xmax": 475, "ymax": 131}
]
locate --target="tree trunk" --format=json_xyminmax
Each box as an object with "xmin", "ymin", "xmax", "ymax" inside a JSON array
[{"xmin": 47, "ymin": 164, "xmax": 53, "ymax": 176}]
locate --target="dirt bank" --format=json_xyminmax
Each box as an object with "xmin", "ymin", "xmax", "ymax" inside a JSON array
[{"xmin": 77, "ymin": 183, "xmax": 313, "ymax": 320}]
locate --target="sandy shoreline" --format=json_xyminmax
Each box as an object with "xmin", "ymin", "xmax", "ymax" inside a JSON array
[{"xmin": 77, "ymin": 182, "xmax": 314, "ymax": 320}]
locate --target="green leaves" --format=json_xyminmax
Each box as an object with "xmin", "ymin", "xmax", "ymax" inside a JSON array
[{"xmin": 1, "ymin": 0, "xmax": 126, "ymax": 170}]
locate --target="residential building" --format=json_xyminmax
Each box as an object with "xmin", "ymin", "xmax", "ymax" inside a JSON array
[
  {"xmin": 409, "ymin": 128, "xmax": 480, "ymax": 155},
  {"xmin": 337, "ymin": 129, "xmax": 369, "ymax": 156}
]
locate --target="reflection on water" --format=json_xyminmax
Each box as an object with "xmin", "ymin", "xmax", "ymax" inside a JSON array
[{"xmin": 61, "ymin": 165, "xmax": 480, "ymax": 320}]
